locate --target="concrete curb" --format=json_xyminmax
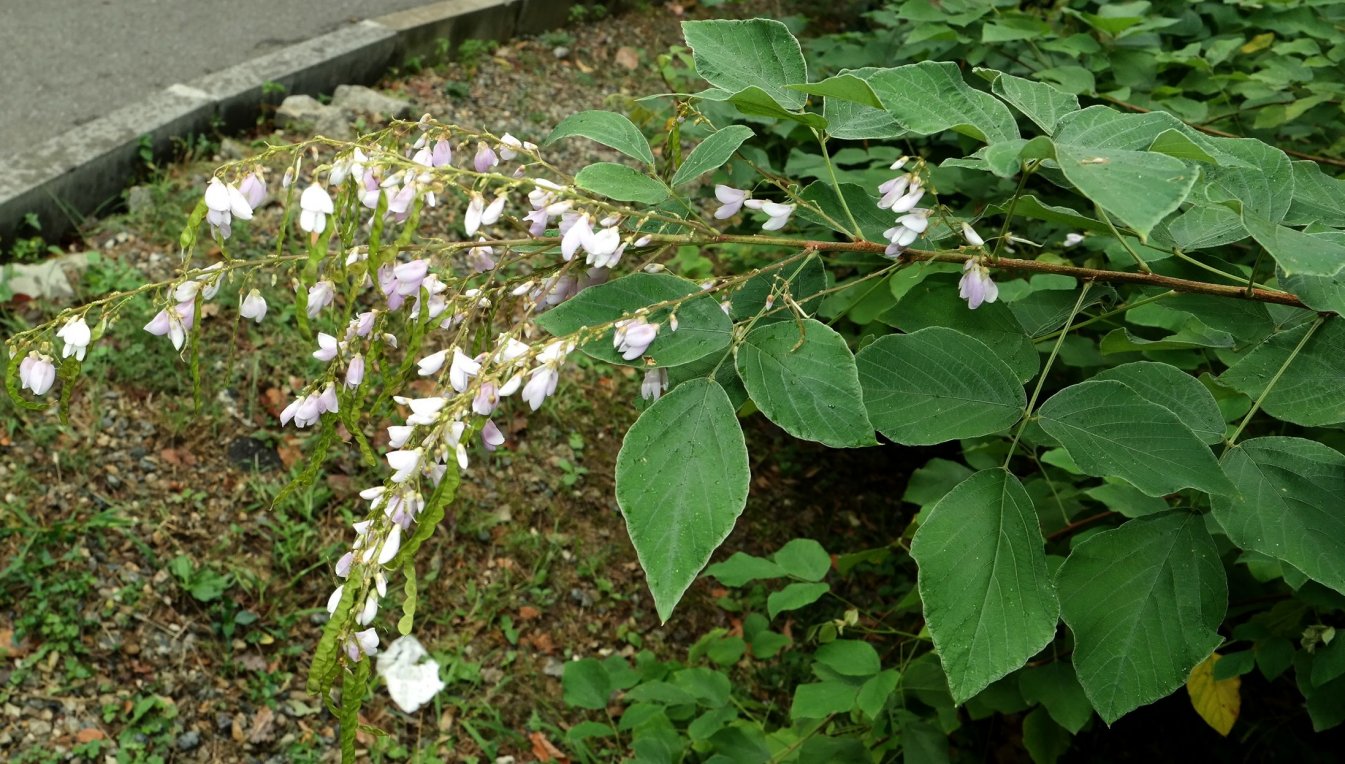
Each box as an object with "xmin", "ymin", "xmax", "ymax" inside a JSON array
[{"xmin": 0, "ymin": 0, "xmax": 597, "ymax": 248}]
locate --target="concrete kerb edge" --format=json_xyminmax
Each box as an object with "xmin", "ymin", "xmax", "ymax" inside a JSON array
[{"xmin": 0, "ymin": 0, "xmax": 582, "ymax": 247}]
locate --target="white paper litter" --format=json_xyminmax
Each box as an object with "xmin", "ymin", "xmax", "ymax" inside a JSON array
[{"xmin": 375, "ymin": 635, "xmax": 446, "ymax": 713}]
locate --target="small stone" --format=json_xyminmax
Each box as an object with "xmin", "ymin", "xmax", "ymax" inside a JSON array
[
  {"xmin": 219, "ymin": 138, "xmax": 250, "ymax": 160},
  {"xmin": 552, "ymin": 46, "xmax": 570, "ymax": 59},
  {"xmin": 275, "ymin": 95, "xmax": 351, "ymax": 138},
  {"xmin": 125, "ymin": 186, "xmax": 155, "ymax": 215},
  {"xmin": 216, "ymin": 713, "xmax": 233, "ymax": 732},
  {"xmin": 542, "ymin": 658, "xmax": 565, "ymax": 678},
  {"xmin": 29, "ymin": 720, "xmax": 52, "ymax": 737},
  {"xmin": 331, "ymin": 85, "xmax": 413, "ymax": 119},
  {"xmin": 570, "ymin": 588, "xmax": 594, "ymax": 608},
  {"xmin": 176, "ymin": 730, "xmax": 201, "ymax": 751}
]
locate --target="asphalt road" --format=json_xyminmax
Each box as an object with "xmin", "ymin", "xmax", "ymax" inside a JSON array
[{"xmin": 0, "ymin": 0, "xmax": 433, "ymax": 158}]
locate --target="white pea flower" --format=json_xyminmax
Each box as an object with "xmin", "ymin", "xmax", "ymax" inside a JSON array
[
  {"xmin": 745, "ymin": 200, "xmax": 795, "ymax": 231},
  {"xmin": 345, "ymin": 628, "xmax": 380, "ymax": 661},
  {"xmin": 962, "ymin": 222, "xmax": 985, "ymax": 248},
  {"xmin": 641, "ymin": 368, "xmax": 669, "ymax": 401},
  {"xmin": 1064, "ymin": 232, "xmax": 1085, "ymax": 248},
  {"xmin": 714, "ymin": 185, "xmax": 749, "ymax": 219},
  {"xmin": 614, "ymin": 318, "xmax": 659, "ymax": 361},
  {"xmin": 958, "ymin": 259, "xmax": 999, "ymax": 310},
  {"xmin": 240, "ymin": 289, "xmax": 268, "ymax": 323},
  {"xmin": 417, "ymin": 349, "xmax": 448, "ymax": 377},
  {"xmin": 313, "ymin": 333, "xmax": 340, "ymax": 362},
  {"xmin": 448, "ymin": 348, "xmax": 481, "ymax": 392},
  {"xmin": 346, "ymin": 354, "xmax": 365, "ymax": 388},
  {"xmin": 387, "ymin": 448, "xmax": 424, "ymax": 483},
  {"xmin": 55, "ymin": 317, "xmax": 92, "ymax": 361},
  {"xmin": 306, "ymin": 280, "xmax": 336, "ymax": 318},
  {"xmin": 299, "ymin": 183, "xmax": 334, "ymax": 234}
]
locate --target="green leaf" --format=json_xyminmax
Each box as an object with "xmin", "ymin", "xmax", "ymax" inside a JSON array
[
  {"xmin": 726, "ymin": 86, "xmax": 828, "ymax": 129},
  {"xmin": 1218, "ymin": 319, "xmax": 1345, "ymax": 427},
  {"xmin": 1214, "ymin": 437, "xmax": 1345, "ymax": 596},
  {"xmin": 547, "ymin": 110, "xmax": 655, "ymax": 165},
  {"xmin": 1017, "ymin": 663, "xmax": 1093, "ymax": 734},
  {"xmin": 1147, "ymin": 129, "xmax": 1220, "ymax": 164},
  {"xmin": 790, "ymin": 681, "xmax": 858, "ymax": 720},
  {"xmin": 1084, "ymin": 481, "xmax": 1168, "ymax": 518},
  {"xmin": 978, "ymin": 68, "xmax": 1079, "ymax": 133},
  {"xmin": 1057, "ymin": 512, "xmax": 1228, "ymax": 724},
  {"xmin": 1050, "ymin": 107, "xmax": 1197, "ymax": 238},
  {"xmin": 881, "ymin": 275, "xmax": 1039, "ymax": 383},
  {"xmin": 797, "ymin": 181, "xmax": 892, "ymax": 242},
  {"xmin": 1094, "ymin": 361, "xmax": 1225, "ymax": 445},
  {"xmin": 987, "ymin": 195, "xmax": 1110, "ymax": 235},
  {"xmin": 1023, "ymin": 708, "xmax": 1070, "ymax": 764},
  {"xmin": 398, "ymin": 562, "xmax": 417, "ymax": 636},
  {"xmin": 574, "ymin": 162, "xmax": 669, "ymax": 204},
  {"xmin": 856, "ymin": 328, "xmax": 1026, "ymax": 446},
  {"xmin": 616, "ymin": 379, "xmax": 750, "ymax": 622},
  {"xmin": 339, "ymin": 659, "xmax": 370, "ymax": 763},
  {"xmin": 815, "ymin": 640, "xmax": 881, "ymax": 677},
  {"xmin": 1285, "ymin": 160, "xmax": 1345, "ymax": 228},
  {"xmin": 788, "ymin": 74, "xmax": 883, "ymax": 109},
  {"xmin": 768, "ymin": 582, "xmax": 830, "ymax": 619},
  {"xmin": 912, "ymin": 470, "xmax": 1060, "ymax": 704},
  {"xmin": 704, "ymin": 552, "xmax": 786, "ymax": 587},
  {"xmin": 1200, "ymin": 136, "xmax": 1293, "ymax": 223},
  {"xmin": 536, "ymin": 273, "xmax": 732, "ymax": 368},
  {"xmin": 1241, "ymin": 213, "xmax": 1345, "ymax": 278},
  {"xmin": 773, "ymin": 539, "xmax": 831, "ymax": 582},
  {"xmin": 682, "ymin": 19, "xmax": 807, "ymax": 111},
  {"xmin": 863, "ymin": 62, "xmax": 1019, "ymax": 143},
  {"xmin": 821, "ymin": 68, "xmax": 906, "ymax": 140},
  {"xmin": 856, "ymin": 670, "xmax": 900, "ymax": 719},
  {"xmin": 730, "ymin": 254, "xmax": 828, "ymax": 322},
  {"xmin": 735, "ymin": 319, "xmax": 877, "ymax": 448},
  {"xmin": 670, "ymin": 125, "xmax": 754, "ymax": 186},
  {"xmin": 563, "ymin": 658, "xmax": 613, "ymax": 710},
  {"xmin": 1037, "ymin": 380, "xmax": 1234, "ymax": 497},
  {"xmin": 1167, "ymin": 204, "xmax": 1247, "ymax": 251}
]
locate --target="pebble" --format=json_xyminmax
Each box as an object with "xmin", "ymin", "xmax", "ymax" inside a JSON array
[
  {"xmin": 570, "ymin": 587, "xmax": 595, "ymax": 607},
  {"xmin": 552, "ymin": 46, "xmax": 570, "ymax": 59},
  {"xmin": 176, "ymin": 730, "xmax": 202, "ymax": 751}
]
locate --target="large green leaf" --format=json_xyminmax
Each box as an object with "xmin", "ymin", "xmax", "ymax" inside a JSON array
[
  {"xmin": 880, "ymin": 274, "xmax": 1039, "ymax": 383},
  {"xmin": 735, "ymin": 319, "xmax": 877, "ymax": 448},
  {"xmin": 1199, "ymin": 136, "xmax": 1293, "ymax": 223},
  {"xmin": 670, "ymin": 125, "xmax": 754, "ymax": 186},
  {"xmin": 1285, "ymin": 160, "xmax": 1345, "ymax": 228},
  {"xmin": 856, "ymin": 328, "xmax": 1025, "ymax": 446},
  {"xmin": 547, "ymin": 110, "xmax": 655, "ymax": 165},
  {"xmin": 821, "ymin": 68, "xmax": 905, "ymax": 140},
  {"xmin": 1017, "ymin": 663, "xmax": 1093, "ymax": 734},
  {"xmin": 682, "ymin": 19, "xmax": 808, "ymax": 111},
  {"xmin": 912, "ymin": 470, "xmax": 1059, "ymax": 704},
  {"xmin": 1214, "ymin": 437, "xmax": 1345, "ymax": 595},
  {"xmin": 536, "ymin": 273, "xmax": 732, "ymax": 368},
  {"xmin": 1051, "ymin": 107, "xmax": 1197, "ymax": 239},
  {"xmin": 1241, "ymin": 213, "xmax": 1345, "ymax": 278},
  {"xmin": 787, "ymin": 74, "xmax": 882, "ymax": 108},
  {"xmin": 1057, "ymin": 512, "xmax": 1227, "ymax": 724},
  {"xmin": 977, "ymin": 68, "xmax": 1079, "ymax": 134},
  {"xmin": 1036, "ymin": 380, "xmax": 1234, "ymax": 497},
  {"xmin": 616, "ymin": 379, "xmax": 750, "ymax": 621},
  {"xmin": 864, "ymin": 62, "xmax": 1019, "ymax": 144},
  {"xmin": 1094, "ymin": 361, "xmax": 1225, "ymax": 445},
  {"xmin": 574, "ymin": 162, "xmax": 669, "ymax": 204},
  {"xmin": 1218, "ymin": 319, "xmax": 1345, "ymax": 427}
]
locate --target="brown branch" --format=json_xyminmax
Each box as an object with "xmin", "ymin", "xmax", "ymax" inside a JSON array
[
  {"xmin": 1101, "ymin": 96, "xmax": 1345, "ymax": 169},
  {"xmin": 1047, "ymin": 511, "xmax": 1117, "ymax": 542},
  {"xmin": 705, "ymin": 234, "xmax": 1314, "ymax": 310}
]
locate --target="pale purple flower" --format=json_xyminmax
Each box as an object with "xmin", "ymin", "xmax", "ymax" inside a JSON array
[
  {"xmin": 56, "ymin": 317, "xmax": 92, "ymax": 361},
  {"xmin": 467, "ymin": 240, "xmax": 496, "ymax": 272},
  {"xmin": 714, "ymin": 185, "xmax": 749, "ymax": 219},
  {"xmin": 614, "ymin": 317, "xmax": 658, "ymax": 361},
  {"xmin": 473, "ymin": 141, "xmax": 499, "ymax": 173},
  {"xmin": 299, "ymin": 183, "xmax": 334, "ymax": 234},
  {"xmin": 319, "ymin": 383, "xmax": 339, "ymax": 414},
  {"xmin": 641, "ymin": 368, "xmax": 668, "ymax": 401},
  {"xmin": 143, "ymin": 301, "xmax": 195, "ymax": 350},
  {"xmin": 240, "ymin": 289, "xmax": 267, "ymax": 323},
  {"xmin": 239, "ymin": 172, "xmax": 267, "ymax": 208},
  {"xmin": 345, "ymin": 354, "xmax": 365, "ymax": 388},
  {"xmin": 345, "ymin": 628, "xmax": 379, "ymax": 661},
  {"xmin": 356, "ymin": 593, "xmax": 379, "ymax": 626},
  {"xmin": 351, "ymin": 311, "xmax": 376, "ymax": 338},
  {"xmin": 877, "ymin": 175, "xmax": 910, "ymax": 210},
  {"xmin": 561, "ymin": 214, "xmax": 591, "ymax": 261},
  {"xmin": 335, "ymin": 551, "xmax": 355, "ymax": 579},
  {"xmin": 471, "ymin": 382, "xmax": 499, "ymax": 416},
  {"xmin": 19, "ymin": 353, "xmax": 56, "ymax": 396},
  {"xmin": 432, "ymin": 139, "xmax": 452, "ymax": 167},
  {"xmin": 307, "ymin": 280, "xmax": 336, "ymax": 318},
  {"xmin": 522, "ymin": 367, "xmax": 559, "ymax": 411},
  {"xmin": 481, "ymin": 419, "xmax": 505, "ymax": 451},
  {"xmin": 959, "ymin": 259, "xmax": 999, "ymax": 310}
]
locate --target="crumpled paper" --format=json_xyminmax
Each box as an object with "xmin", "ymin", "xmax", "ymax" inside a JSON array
[{"xmin": 375, "ymin": 635, "xmax": 446, "ymax": 713}]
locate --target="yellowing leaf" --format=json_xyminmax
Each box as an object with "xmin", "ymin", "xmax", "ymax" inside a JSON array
[
  {"xmin": 1187, "ymin": 653, "xmax": 1240, "ymax": 736},
  {"xmin": 1240, "ymin": 33, "xmax": 1274, "ymax": 54}
]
